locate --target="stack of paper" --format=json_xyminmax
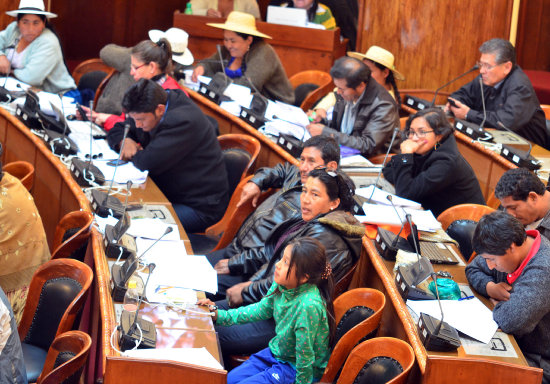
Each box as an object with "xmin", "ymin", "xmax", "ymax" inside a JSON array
[
  {"xmin": 124, "ymin": 347, "xmax": 223, "ymax": 370},
  {"xmin": 93, "ymin": 158, "xmax": 149, "ymax": 185},
  {"xmin": 356, "ymin": 203, "xmax": 441, "ymax": 232},
  {"xmin": 355, "ymin": 185, "xmax": 421, "ymax": 208},
  {"xmin": 126, "ymin": 218, "xmax": 180, "ymax": 241}
]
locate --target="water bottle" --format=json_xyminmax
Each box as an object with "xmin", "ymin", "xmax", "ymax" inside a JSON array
[
  {"xmin": 184, "ymin": 2, "xmax": 193, "ymax": 15},
  {"xmin": 123, "ymin": 279, "xmax": 140, "ymax": 313}
]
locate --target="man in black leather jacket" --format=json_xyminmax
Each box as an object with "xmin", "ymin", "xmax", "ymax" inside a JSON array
[
  {"xmin": 447, "ymin": 38, "xmax": 547, "ymax": 148},
  {"xmin": 206, "ymin": 136, "xmax": 339, "ymax": 297},
  {"xmin": 306, "ymin": 56, "xmax": 400, "ymax": 157}
]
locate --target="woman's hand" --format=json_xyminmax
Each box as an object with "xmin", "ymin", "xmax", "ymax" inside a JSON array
[
  {"xmin": 0, "ymin": 55, "xmax": 11, "ymax": 75},
  {"xmin": 191, "ymin": 66, "xmax": 205, "ymax": 83},
  {"xmin": 400, "ymin": 139, "xmax": 422, "ymax": 154},
  {"xmin": 307, "ymin": 108, "xmax": 326, "ymax": 123},
  {"xmin": 196, "ymin": 298, "xmax": 219, "ymax": 321}
]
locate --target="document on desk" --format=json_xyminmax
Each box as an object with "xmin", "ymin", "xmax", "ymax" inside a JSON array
[
  {"xmin": 93, "ymin": 158, "xmax": 149, "ymax": 185},
  {"xmin": 359, "ymin": 203, "xmax": 441, "ymax": 232},
  {"xmin": 460, "ymin": 331, "xmax": 518, "ymax": 358},
  {"xmin": 136, "ymin": 238, "xmax": 188, "ymax": 259},
  {"xmin": 0, "ymin": 77, "xmax": 30, "ymax": 92},
  {"xmin": 407, "ymin": 298, "xmax": 498, "ymax": 344},
  {"xmin": 126, "ymin": 218, "xmax": 180, "ymax": 241},
  {"xmin": 124, "ymin": 347, "xmax": 223, "ymax": 370},
  {"xmin": 69, "ymin": 134, "xmax": 117, "ymax": 159},
  {"xmin": 147, "ymin": 255, "xmax": 218, "ymax": 294},
  {"xmin": 355, "ymin": 185, "xmax": 421, "ymax": 208}
]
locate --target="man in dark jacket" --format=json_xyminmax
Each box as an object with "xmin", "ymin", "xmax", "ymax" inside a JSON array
[
  {"xmin": 107, "ymin": 79, "xmax": 228, "ymax": 233},
  {"xmin": 206, "ymin": 136, "xmax": 340, "ymax": 297},
  {"xmin": 447, "ymin": 38, "xmax": 547, "ymax": 148},
  {"xmin": 306, "ymin": 56, "xmax": 400, "ymax": 157}
]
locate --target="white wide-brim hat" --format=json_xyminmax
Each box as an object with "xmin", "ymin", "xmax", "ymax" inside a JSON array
[
  {"xmin": 348, "ymin": 45, "xmax": 405, "ymax": 81},
  {"xmin": 207, "ymin": 11, "xmax": 271, "ymax": 39},
  {"xmin": 6, "ymin": 0, "xmax": 57, "ymax": 18},
  {"xmin": 148, "ymin": 27, "xmax": 194, "ymax": 66}
]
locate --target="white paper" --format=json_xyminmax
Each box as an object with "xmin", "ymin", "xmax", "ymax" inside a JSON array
[
  {"xmin": 124, "ymin": 347, "xmax": 223, "ymax": 370},
  {"xmin": 147, "ymin": 255, "xmax": 218, "ymax": 294},
  {"xmin": 219, "ymin": 100, "xmax": 243, "ymax": 116},
  {"xmin": 135, "ymin": 238, "xmax": 188, "ymax": 260},
  {"xmin": 355, "ymin": 185, "xmax": 422, "ymax": 208},
  {"xmin": 93, "ymin": 159, "xmax": 149, "ymax": 185},
  {"xmin": 146, "ymin": 284, "xmax": 197, "ymax": 304},
  {"xmin": 223, "ymin": 83, "xmax": 252, "ymax": 103},
  {"xmin": 93, "ymin": 214, "xmax": 119, "ymax": 234},
  {"xmin": 0, "ymin": 77, "xmax": 30, "ymax": 91},
  {"xmin": 69, "ymin": 134, "xmax": 118, "ymax": 160},
  {"xmin": 126, "ymin": 218, "xmax": 180, "ymax": 241},
  {"xmin": 340, "ymin": 154, "xmax": 376, "ymax": 167},
  {"xmin": 460, "ymin": 331, "xmax": 518, "ymax": 358},
  {"xmin": 265, "ymin": 100, "xmax": 310, "ymax": 126},
  {"xmin": 36, "ymin": 91, "xmax": 75, "ymax": 115},
  {"xmin": 264, "ymin": 120, "xmax": 310, "ymax": 141},
  {"xmin": 407, "ymin": 298, "xmax": 498, "ymax": 343}
]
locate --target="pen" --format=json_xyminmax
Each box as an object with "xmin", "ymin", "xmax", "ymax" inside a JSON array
[{"xmin": 458, "ymin": 295, "xmax": 474, "ymax": 301}]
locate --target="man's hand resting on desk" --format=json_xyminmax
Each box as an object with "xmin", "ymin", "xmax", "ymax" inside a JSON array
[
  {"xmin": 0, "ymin": 55, "xmax": 11, "ymax": 75},
  {"xmin": 214, "ymin": 259, "xmax": 230, "ymax": 275},
  {"xmin": 486, "ymin": 281, "xmax": 512, "ymax": 303},
  {"xmin": 237, "ymin": 182, "xmax": 261, "ymax": 208},
  {"xmin": 446, "ymin": 97, "xmax": 471, "ymax": 120},
  {"xmin": 307, "ymin": 123, "xmax": 324, "ymax": 136},
  {"xmin": 226, "ymin": 281, "xmax": 252, "ymax": 307},
  {"xmin": 120, "ymin": 138, "xmax": 140, "ymax": 160}
]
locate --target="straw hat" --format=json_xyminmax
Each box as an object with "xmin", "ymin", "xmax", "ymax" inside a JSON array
[
  {"xmin": 148, "ymin": 28, "xmax": 194, "ymax": 65},
  {"xmin": 348, "ymin": 46, "xmax": 405, "ymax": 81},
  {"xmin": 6, "ymin": 0, "xmax": 57, "ymax": 18},
  {"xmin": 207, "ymin": 11, "xmax": 271, "ymax": 39}
]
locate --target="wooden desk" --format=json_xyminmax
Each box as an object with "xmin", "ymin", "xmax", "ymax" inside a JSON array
[
  {"xmin": 173, "ymin": 13, "xmax": 347, "ymax": 78},
  {"xmin": 352, "ymin": 238, "xmax": 543, "ymax": 384},
  {"xmin": 186, "ymin": 87, "xmax": 299, "ymax": 169},
  {"xmin": 0, "ymin": 107, "xmax": 225, "ymax": 383}
]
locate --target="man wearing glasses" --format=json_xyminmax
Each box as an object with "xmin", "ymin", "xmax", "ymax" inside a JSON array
[{"xmin": 446, "ymin": 38, "xmax": 547, "ymax": 148}]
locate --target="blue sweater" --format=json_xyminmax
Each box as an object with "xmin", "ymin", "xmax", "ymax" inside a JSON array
[{"xmin": 0, "ymin": 21, "xmax": 76, "ymax": 93}]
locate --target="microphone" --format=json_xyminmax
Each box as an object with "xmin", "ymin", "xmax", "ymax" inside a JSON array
[
  {"xmin": 217, "ymin": 44, "xmax": 229, "ymax": 88},
  {"xmin": 110, "ymin": 227, "xmax": 173, "ymax": 302},
  {"xmin": 453, "ymin": 78, "xmax": 492, "ymax": 141},
  {"xmin": 478, "ymin": 76, "xmax": 487, "ymax": 130},
  {"xmin": 394, "ymin": 214, "xmax": 436, "ymax": 300},
  {"xmin": 373, "ymin": 195, "xmax": 413, "ymax": 261},
  {"xmin": 417, "ymin": 273, "xmax": 460, "ymax": 351},
  {"xmin": 43, "ymin": 95, "xmax": 78, "ymax": 156},
  {"xmin": 430, "ymin": 64, "xmax": 480, "ymax": 106},
  {"xmin": 14, "ymin": 84, "xmax": 42, "ymax": 130},
  {"xmin": 0, "ymin": 38, "xmax": 20, "ymax": 103},
  {"xmin": 119, "ymin": 262, "xmax": 157, "ymax": 350},
  {"xmin": 497, "ymin": 121, "xmax": 541, "ymax": 171},
  {"xmin": 70, "ymin": 100, "xmax": 107, "ymax": 187},
  {"xmin": 197, "ymin": 45, "xmax": 232, "ymax": 104},
  {"xmin": 239, "ymin": 74, "xmax": 269, "ymax": 129},
  {"xmin": 104, "ymin": 181, "xmax": 136, "ymax": 260},
  {"xmin": 90, "ymin": 124, "xmax": 131, "ymax": 218}
]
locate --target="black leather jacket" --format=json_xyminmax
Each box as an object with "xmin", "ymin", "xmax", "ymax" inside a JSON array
[
  {"xmin": 226, "ymin": 162, "xmax": 302, "ymax": 276},
  {"xmin": 241, "ymin": 210, "xmax": 365, "ymax": 305}
]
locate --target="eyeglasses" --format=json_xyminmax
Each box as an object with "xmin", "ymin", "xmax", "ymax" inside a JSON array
[
  {"xmin": 131, "ymin": 63, "xmax": 147, "ymax": 71},
  {"xmin": 406, "ymin": 129, "xmax": 434, "ymax": 138},
  {"xmin": 476, "ymin": 61, "xmax": 501, "ymax": 71}
]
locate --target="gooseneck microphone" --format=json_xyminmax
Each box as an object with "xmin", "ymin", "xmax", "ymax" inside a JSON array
[
  {"xmin": 430, "ymin": 64, "xmax": 480, "ymax": 106},
  {"xmin": 497, "ymin": 121, "xmax": 541, "ymax": 171},
  {"xmin": 478, "ymin": 77, "xmax": 487, "ymax": 130},
  {"xmin": 368, "ymin": 127, "xmax": 400, "ymax": 203}
]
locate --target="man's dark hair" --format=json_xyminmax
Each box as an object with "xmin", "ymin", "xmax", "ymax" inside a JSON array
[
  {"xmin": 473, "ymin": 211, "xmax": 526, "ymax": 256},
  {"xmin": 494, "ymin": 168, "xmax": 545, "ymax": 201},
  {"xmin": 479, "ymin": 38, "xmax": 516, "ymax": 67},
  {"xmin": 303, "ymin": 136, "xmax": 340, "ymax": 165},
  {"xmin": 330, "ymin": 57, "xmax": 371, "ymax": 89},
  {"xmin": 121, "ymin": 79, "xmax": 168, "ymax": 114}
]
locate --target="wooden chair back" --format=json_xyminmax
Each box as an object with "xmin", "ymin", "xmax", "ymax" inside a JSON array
[
  {"xmin": 321, "ymin": 288, "xmax": 386, "ymax": 383},
  {"xmin": 205, "ymin": 175, "xmax": 276, "ymax": 250},
  {"xmin": 18, "ymin": 259, "xmax": 93, "ymax": 344},
  {"xmin": 289, "ymin": 70, "xmax": 334, "ymax": 111},
  {"xmin": 37, "ymin": 331, "xmax": 92, "ymax": 384},
  {"xmin": 541, "ymin": 104, "xmax": 550, "ymax": 120},
  {"xmin": 51, "ymin": 210, "xmax": 94, "ymax": 261},
  {"xmin": 437, "ymin": 204, "xmax": 495, "ymax": 231},
  {"xmin": 71, "ymin": 58, "xmax": 113, "ymax": 86},
  {"xmin": 4, "ymin": 160, "xmax": 35, "ymax": 191},
  {"xmin": 336, "ymin": 337, "xmax": 415, "ymax": 384},
  {"xmin": 218, "ymin": 133, "xmax": 261, "ymax": 190},
  {"xmin": 93, "ymin": 68, "xmax": 116, "ymax": 107}
]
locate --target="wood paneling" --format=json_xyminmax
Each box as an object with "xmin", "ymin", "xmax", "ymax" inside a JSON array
[
  {"xmin": 357, "ymin": 0, "xmax": 514, "ymax": 91},
  {"xmin": 516, "ymin": 0, "xmax": 550, "ymax": 71},
  {"xmin": 0, "ymin": 1, "xmax": 20, "ymax": 30}
]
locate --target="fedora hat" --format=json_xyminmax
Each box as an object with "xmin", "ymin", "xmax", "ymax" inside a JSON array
[
  {"xmin": 348, "ymin": 46, "xmax": 405, "ymax": 81},
  {"xmin": 148, "ymin": 28, "xmax": 194, "ymax": 65},
  {"xmin": 207, "ymin": 11, "xmax": 271, "ymax": 39},
  {"xmin": 6, "ymin": 0, "xmax": 57, "ymax": 18}
]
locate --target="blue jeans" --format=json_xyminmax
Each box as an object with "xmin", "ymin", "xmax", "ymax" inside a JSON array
[
  {"xmin": 227, "ymin": 348, "xmax": 296, "ymax": 384},
  {"xmin": 172, "ymin": 203, "xmax": 212, "ymax": 233}
]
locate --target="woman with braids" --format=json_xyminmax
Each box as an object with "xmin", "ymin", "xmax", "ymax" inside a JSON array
[
  {"xmin": 200, "ymin": 237, "xmax": 336, "ymax": 384},
  {"xmin": 311, "ymin": 45, "xmax": 404, "ymax": 122},
  {"xmin": 204, "ymin": 168, "xmax": 365, "ymax": 359},
  {"xmin": 0, "ymin": 0, "xmax": 76, "ymax": 94},
  {"xmin": 82, "ymin": 28, "xmax": 190, "ymax": 130}
]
